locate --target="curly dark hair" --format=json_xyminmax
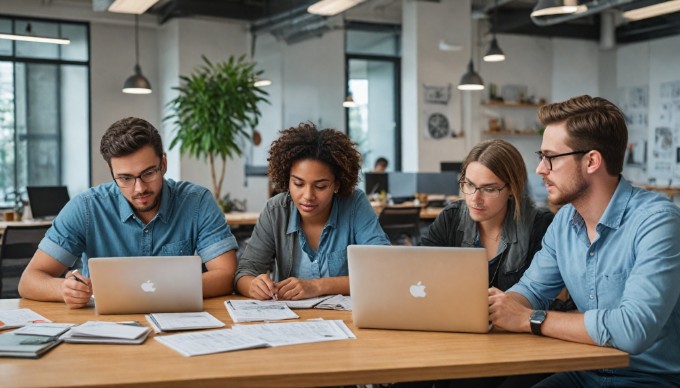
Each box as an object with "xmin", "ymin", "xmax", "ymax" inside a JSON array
[
  {"xmin": 100, "ymin": 117, "xmax": 164, "ymax": 167},
  {"xmin": 268, "ymin": 123, "xmax": 361, "ymax": 197}
]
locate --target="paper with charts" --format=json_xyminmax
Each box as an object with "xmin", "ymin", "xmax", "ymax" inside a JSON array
[
  {"xmin": 155, "ymin": 320, "xmax": 355, "ymax": 357},
  {"xmin": 0, "ymin": 309, "xmax": 52, "ymax": 330},
  {"xmin": 231, "ymin": 320, "xmax": 356, "ymax": 347},
  {"xmin": 155, "ymin": 329, "xmax": 269, "ymax": 357},
  {"xmin": 225, "ymin": 300, "xmax": 299, "ymax": 323}
]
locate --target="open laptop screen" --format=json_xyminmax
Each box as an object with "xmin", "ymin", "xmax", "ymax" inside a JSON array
[{"xmin": 27, "ymin": 186, "xmax": 70, "ymax": 220}]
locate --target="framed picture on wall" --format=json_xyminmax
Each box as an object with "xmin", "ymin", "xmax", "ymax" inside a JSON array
[{"xmin": 424, "ymin": 84, "xmax": 451, "ymax": 105}]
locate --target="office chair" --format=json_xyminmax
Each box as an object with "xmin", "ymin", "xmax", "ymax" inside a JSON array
[
  {"xmin": 0, "ymin": 224, "xmax": 50, "ymax": 298},
  {"xmin": 378, "ymin": 206, "xmax": 422, "ymax": 246}
]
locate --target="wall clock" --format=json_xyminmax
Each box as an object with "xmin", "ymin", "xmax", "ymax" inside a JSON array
[{"xmin": 427, "ymin": 113, "xmax": 450, "ymax": 139}]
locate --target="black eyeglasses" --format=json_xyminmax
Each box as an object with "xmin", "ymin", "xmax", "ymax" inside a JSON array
[
  {"xmin": 459, "ymin": 181, "xmax": 507, "ymax": 198},
  {"xmin": 113, "ymin": 165, "xmax": 162, "ymax": 188},
  {"xmin": 535, "ymin": 150, "xmax": 591, "ymax": 171}
]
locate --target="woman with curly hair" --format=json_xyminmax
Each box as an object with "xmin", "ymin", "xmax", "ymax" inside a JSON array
[{"xmin": 235, "ymin": 123, "xmax": 389, "ymax": 300}]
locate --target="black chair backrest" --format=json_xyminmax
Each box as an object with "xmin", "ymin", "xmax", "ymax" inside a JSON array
[
  {"xmin": 0, "ymin": 224, "xmax": 50, "ymax": 298},
  {"xmin": 378, "ymin": 206, "xmax": 422, "ymax": 245}
]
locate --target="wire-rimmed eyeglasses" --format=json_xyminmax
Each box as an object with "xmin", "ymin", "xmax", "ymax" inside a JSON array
[
  {"xmin": 459, "ymin": 181, "xmax": 507, "ymax": 198},
  {"xmin": 535, "ymin": 150, "xmax": 591, "ymax": 171},
  {"xmin": 113, "ymin": 165, "xmax": 162, "ymax": 188}
]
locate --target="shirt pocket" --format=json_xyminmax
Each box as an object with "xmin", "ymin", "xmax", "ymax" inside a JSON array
[
  {"xmin": 325, "ymin": 249, "xmax": 348, "ymax": 277},
  {"xmin": 598, "ymin": 270, "xmax": 630, "ymax": 307},
  {"xmin": 160, "ymin": 240, "xmax": 193, "ymax": 256}
]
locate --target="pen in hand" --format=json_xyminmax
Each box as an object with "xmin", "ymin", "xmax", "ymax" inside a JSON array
[
  {"xmin": 266, "ymin": 270, "xmax": 278, "ymax": 301},
  {"xmin": 70, "ymin": 269, "xmax": 89, "ymax": 286}
]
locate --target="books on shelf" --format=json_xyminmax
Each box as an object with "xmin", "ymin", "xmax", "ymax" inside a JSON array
[
  {"xmin": 145, "ymin": 312, "xmax": 225, "ymax": 333},
  {"xmin": 0, "ymin": 332, "xmax": 62, "ymax": 358},
  {"xmin": 60, "ymin": 321, "xmax": 151, "ymax": 344}
]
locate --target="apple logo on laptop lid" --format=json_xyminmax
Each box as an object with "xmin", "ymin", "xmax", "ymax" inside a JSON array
[
  {"xmin": 409, "ymin": 281, "xmax": 426, "ymax": 298},
  {"xmin": 141, "ymin": 280, "xmax": 156, "ymax": 293}
]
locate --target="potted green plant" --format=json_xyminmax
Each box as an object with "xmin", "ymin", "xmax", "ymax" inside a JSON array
[{"xmin": 166, "ymin": 55, "xmax": 269, "ymax": 202}]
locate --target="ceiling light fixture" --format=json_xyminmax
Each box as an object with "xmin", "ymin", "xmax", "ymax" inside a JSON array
[
  {"xmin": 623, "ymin": 0, "xmax": 680, "ymax": 21},
  {"xmin": 108, "ymin": 0, "xmax": 159, "ymax": 14},
  {"xmin": 530, "ymin": 0, "xmax": 586, "ymax": 17},
  {"xmin": 343, "ymin": 91, "xmax": 356, "ymax": 108},
  {"xmin": 0, "ymin": 23, "xmax": 70, "ymax": 45},
  {"xmin": 253, "ymin": 79, "xmax": 272, "ymax": 87},
  {"xmin": 484, "ymin": 0, "xmax": 505, "ymax": 62},
  {"xmin": 308, "ymin": 0, "xmax": 366, "ymax": 16},
  {"xmin": 122, "ymin": 15, "xmax": 152, "ymax": 94},
  {"xmin": 458, "ymin": 60, "xmax": 485, "ymax": 91}
]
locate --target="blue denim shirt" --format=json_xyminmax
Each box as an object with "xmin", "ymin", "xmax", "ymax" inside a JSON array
[
  {"xmin": 509, "ymin": 178, "xmax": 680, "ymax": 380},
  {"xmin": 38, "ymin": 179, "xmax": 238, "ymax": 277},
  {"xmin": 235, "ymin": 190, "xmax": 390, "ymax": 284}
]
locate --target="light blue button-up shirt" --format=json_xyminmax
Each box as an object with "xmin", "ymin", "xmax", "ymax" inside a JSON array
[
  {"xmin": 288, "ymin": 189, "xmax": 390, "ymax": 279},
  {"xmin": 509, "ymin": 178, "xmax": 680, "ymax": 381},
  {"xmin": 38, "ymin": 179, "xmax": 238, "ymax": 277}
]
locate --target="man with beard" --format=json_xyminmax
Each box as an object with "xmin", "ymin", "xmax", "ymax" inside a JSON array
[
  {"xmin": 19, "ymin": 117, "xmax": 238, "ymax": 308},
  {"xmin": 488, "ymin": 95, "xmax": 680, "ymax": 386}
]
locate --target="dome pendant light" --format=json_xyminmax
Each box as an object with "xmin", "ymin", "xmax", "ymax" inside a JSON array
[
  {"xmin": 122, "ymin": 15, "xmax": 152, "ymax": 94},
  {"xmin": 458, "ymin": 60, "xmax": 485, "ymax": 91},
  {"xmin": 484, "ymin": 0, "xmax": 505, "ymax": 62}
]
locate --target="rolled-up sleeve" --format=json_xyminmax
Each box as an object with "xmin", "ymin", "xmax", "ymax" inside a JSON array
[
  {"xmin": 38, "ymin": 195, "xmax": 88, "ymax": 267},
  {"xmin": 196, "ymin": 191, "xmax": 238, "ymax": 262}
]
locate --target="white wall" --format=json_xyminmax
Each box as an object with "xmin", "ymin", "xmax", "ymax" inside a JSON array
[{"xmin": 551, "ymin": 38, "xmax": 600, "ymax": 102}]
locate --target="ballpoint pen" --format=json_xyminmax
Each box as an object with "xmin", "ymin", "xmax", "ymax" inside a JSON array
[
  {"xmin": 266, "ymin": 270, "xmax": 278, "ymax": 301},
  {"xmin": 70, "ymin": 269, "xmax": 88, "ymax": 286}
]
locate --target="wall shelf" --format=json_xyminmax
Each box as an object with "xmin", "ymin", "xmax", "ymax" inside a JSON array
[
  {"xmin": 482, "ymin": 130, "xmax": 541, "ymax": 137},
  {"xmin": 482, "ymin": 102, "xmax": 543, "ymax": 108}
]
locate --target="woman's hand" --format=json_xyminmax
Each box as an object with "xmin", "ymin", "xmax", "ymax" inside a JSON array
[{"xmin": 275, "ymin": 277, "xmax": 320, "ymax": 300}]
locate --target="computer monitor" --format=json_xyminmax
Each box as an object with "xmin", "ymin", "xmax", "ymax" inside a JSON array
[
  {"xmin": 440, "ymin": 161, "xmax": 463, "ymax": 173},
  {"xmin": 417, "ymin": 172, "xmax": 460, "ymax": 196},
  {"xmin": 364, "ymin": 173, "xmax": 389, "ymax": 195},
  {"xmin": 387, "ymin": 172, "xmax": 418, "ymax": 202},
  {"xmin": 27, "ymin": 186, "xmax": 70, "ymax": 220}
]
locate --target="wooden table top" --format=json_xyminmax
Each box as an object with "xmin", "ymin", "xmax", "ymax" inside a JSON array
[
  {"xmin": 224, "ymin": 212, "xmax": 259, "ymax": 226},
  {"xmin": 0, "ymin": 297, "xmax": 628, "ymax": 387}
]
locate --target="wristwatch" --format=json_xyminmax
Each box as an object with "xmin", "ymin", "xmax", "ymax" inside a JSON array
[{"xmin": 530, "ymin": 310, "xmax": 547, "ymax": 335}]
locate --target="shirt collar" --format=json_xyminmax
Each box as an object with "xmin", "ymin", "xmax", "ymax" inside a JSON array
[
  {"xmin": 117, "ymin": 179, "xmax": 170, "ymax": 224},
  {"xmin": 286, "ymin": 193, "xmax": 339, "ymax": 234},
  {"xmin": 595, "ymin": 176, "xmax": 631, "ymax": 230}
]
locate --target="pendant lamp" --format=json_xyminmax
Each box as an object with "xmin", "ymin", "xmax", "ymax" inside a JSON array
[
  {"xmin": 122, "ymin": 15, "xmax": 152, "ymax": 94},
  {"xmin": 458, "ymin": 20, "xmax": 484, "ymax": 91},
  {"xmin": 484, "ymin": 0, "xmax": 505, "ymax": 62}
]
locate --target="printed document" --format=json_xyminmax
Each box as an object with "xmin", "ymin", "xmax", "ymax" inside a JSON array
[
  {"xmin": 272, "ymin": 295, "xmax": 333, "ymax": 309},
  {"xmin": 0, "ymin": 309, "xmax": 52, "ymax": 330},
  {"xmin": 145, "ymin": 312, "xmax": 224, "ymax": 333},
  {"xmin": 225, "ymin": 300, "xmax": 299, "ymax": 323},
  {"xmin": 231, "ymin": 320, "xmax": 356, "ymax": 347},
  {"xmin": 315, "ymin": 295, "xmax": 352, "ymax": 311},
  {"xmin": 155, "ymin": 329, "xmax": 269, "ymax": 357},
  {"xmin": 12, "ymin": 323, "xmax": 74, "ymax": 337}
]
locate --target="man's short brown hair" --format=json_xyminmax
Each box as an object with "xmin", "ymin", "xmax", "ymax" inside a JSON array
[{"xmin": 100, "ymin": 117, "xmax": 164, "ymax": 167}]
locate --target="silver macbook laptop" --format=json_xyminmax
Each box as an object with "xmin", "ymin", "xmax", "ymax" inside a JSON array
[
  {"xmin": 348, "ymin": 245, "xmax": 489, "ymax": 333},
  {"xmin": 89, "ymin": 256, "xmax": 203, "ymax": 315}
]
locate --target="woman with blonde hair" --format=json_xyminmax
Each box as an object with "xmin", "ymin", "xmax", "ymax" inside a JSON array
[{"xmin": 422, "ymin": 139, "xmax": 553, "ymax": 290}]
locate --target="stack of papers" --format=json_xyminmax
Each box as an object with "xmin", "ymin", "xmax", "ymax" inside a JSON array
[
  {"xmin": 60, "ymin": 321, "xmax": 151, "ymax": 344},
  {"xmin": 231, "ymin": 320, "xmax": 356, "ymax": 347},
  {"xmin": 12, "ymin": 323, "xmax": 74, "ymax": 337},
  {"xmin": 274, "ymin": 295, "xmax": 333, "ymax": 309},
  {"xmin": 0, "ymin": 332, "xmax": 61, "ymax": 359},
  {"xmin": 145, "ymin": 312, "xmax": 225, "ymax": 333},
  {"xmin": 155, "ymin": 319, "xmax": 355, "ymax": 357},
  {"xmin": 155, "ymin": 329, "xmax": 268, "ymax": 357},
  {"xmin": 314, "ymin": 295, "xmax": 352, "ymax": 311},
  {"xmin": 225, "ymin": 300, "xmax": 299, "ymax": 323},
  {"xmin": 0, "ymin": 309, "xmax": 52, "ymax": 330}
]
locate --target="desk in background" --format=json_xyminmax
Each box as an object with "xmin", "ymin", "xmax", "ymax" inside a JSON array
[
  {"xmin": 641, "ymin": 185, "xmax": 680, "ymax": 200},
  {"xmin": 0, "ymin": 219, "xmax": 52, "ymax": 235},
  {"xmin": 0, "ymin": 297, "xmax": 628, "ymax": 387},
  {"xmin": 371, "ymin": 202, "xmax": 445, "ymax": 221},
  {"xmin": 224, "ymin": 212, "xmax": 259, "ymax": 226}
]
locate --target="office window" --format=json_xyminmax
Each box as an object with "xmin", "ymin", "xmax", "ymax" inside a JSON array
[
  {"xmin": 0, "ymin": 16, "xmax": 90, "ymax": 207},
  {"xmin": 345, "ymin": 23, "xmax": 401, "ymax": 171}
]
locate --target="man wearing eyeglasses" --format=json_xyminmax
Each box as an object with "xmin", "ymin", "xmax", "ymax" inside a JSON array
[
  {"xmin": 19, "ymin": 117, "xmax": 238, "ymax": 308},
  {"xmin": 489, "ymin": 95, "xmax": 680, "ymax": 386}
]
